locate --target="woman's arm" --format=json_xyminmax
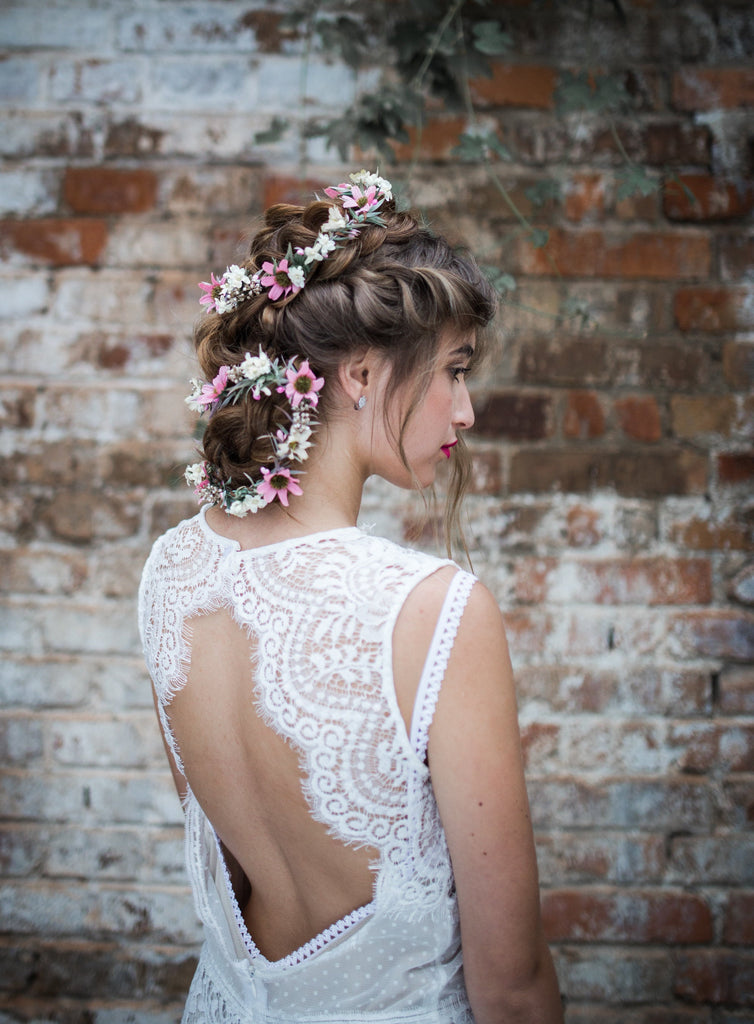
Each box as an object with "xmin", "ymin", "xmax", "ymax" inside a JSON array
[{"xmin": 427, "ymin": 580, "xmax": 563, "ymax": 1024}]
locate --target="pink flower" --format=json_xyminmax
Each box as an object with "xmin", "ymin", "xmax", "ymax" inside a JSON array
[
  {"xmin": 198, "ymin": 272, "xmax": 223, "ymax": 312},
  {"xmin": 257, "ymin": 466, "xmax": 303, "ymax": 507},
  {"xmin": 341, "ymin": 185, "xmax": 378, "ymax": 214},
  {"xmin": 260, "ymin": 259, "xmax": 302, "ymax": 301},
  {"xmin": 323, "ymin": 183, "xmax": 349, "ymax": 199},
  {"xmin": 279, "ymin": 359, "xmax": 324, "ymax": 408},
  {"xmin": 198, "ymin": 365, "xmax": 229, "ymax": 407}
]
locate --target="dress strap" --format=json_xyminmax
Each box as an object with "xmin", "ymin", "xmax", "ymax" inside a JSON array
[{"xmin": 409, "ymin": 570, "xmax": 476, "ymax": 762}]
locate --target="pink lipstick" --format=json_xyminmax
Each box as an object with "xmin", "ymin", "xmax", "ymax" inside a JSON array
[{"xmin": 441, "ymin": 441, "xmax": 458, "ymax": 458}]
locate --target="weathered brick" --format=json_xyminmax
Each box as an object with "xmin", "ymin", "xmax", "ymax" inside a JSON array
[
  {"xmin": 675, "ymin": 287, "xmax": 754, "ymax": 333},
  {"xmin": 556, "ymin": 946, "xmax": 674, "ymax": 1003},
  {"xmin": 518, "ymin": 339, "xmax": 610, "ymax": 386},
  {"xmin": 729, "ymin": 564, "xmax": 754, "ymax": 606},
  {"xmin": 49, "ymin": 58, "xmax": 143, "ymax": 105},
  {"xmin": 670, "ymin": 395, "xmax": 737, "ymax": 439},
  {"xmin": 391, "ymin": 115, "xmax": 468, "ymax": 162},
  {"xmin": 473, "ymin": 390, "xmax": 553, "ymax": 440},
  {"xmin": 718, "ymin": 452, "xmax": 754, "ymax": 485},
  {"xmin": 516, "ymin": 229, "xmax": 711, "ymax": 280},
  {"xmin": 615, "ymin": 396, "xmax": 662, "ymax": 442},
  {"xmin": 535, "ymin": 832, "xmax": 665, "ymax": 885},
  {"xmin": 565, "ymin": 504, "xmax": 603, "ymax": 547},
  {"xmin": 63, "ymin": 167, "xmax": 157, "ymax": 214},
  {"xmin": 509, "ymin": 448, "xmax": 708, "ymax": 497},
  {"xmin": 663, "ymin": 173, "xmax": 754, "ymax": 221},
  {"xmin": 667, "ymin": 513, "xmax": 754, "ymax": 552},
  {"xmin": 673, "ymin": 67, "xmax": 754, "ymax": 111},
  {"xmin": 515, "ymin": 556, "xmax": 711, "ymax": 606},
  {"xmin": 723, "ymin": 891, "xmax": 754, "ymax": 945},
  {"xmin": 563, "ymin": 391, "xmax": 606, "ymax": 439},
  {"xmin": 563, "ymin": 173, "xmax": 607, "ymax": 223},
  {"xmin": 719, "ymin": 235, "xmax": 754, "ymax": 283},
  {"xmin": 470, "ymin": 62, "xmax": 556, "ymax": 108},
  {"xmin": 673, "ymin": 950, "xmax": 754, "ymax": 1006},
  {"xmin": 668, "ymin": 610, "xmax": 754, "ymax": 662},
  {"xmin": 0, "ymin": 218, "xmax": 107, "ymax": 266},
  {"xmin": 50, "ymin": 715, "xmax": 164, "ymax": 769},
  {"xmin": 0, "ymin": 547, "xmax": 88, "ymax": 595},
  {"xmin": 542, "ymin": 888, "xmax": 712, "ymax": 943},
  {"xmin": 644, "ymin": 120, "xmax": 712, "ymax": 167}
]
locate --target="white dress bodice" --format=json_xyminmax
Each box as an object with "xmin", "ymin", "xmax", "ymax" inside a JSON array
[{"xmin": 139, "ymin": 509, "xmax": 477, "ymax": 1023}]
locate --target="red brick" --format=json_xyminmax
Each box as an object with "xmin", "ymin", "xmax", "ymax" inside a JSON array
[
  {"xmin": 723, "ymin": 891, "xmax": 754, "ymax": 945},
  {"xmin": 238, "ymin": 9, "xmax": 296, "ymax": 53},
  {"xmin": 0, "ymin": 218, "xmax": 107, "ymax": 266},
  {"xmin": 670, "ymin": 395, "xmax": 736, "ymax": 439},
  {"xmin": 509, "ymin": 448, "xmax": 707, "ymax": 497},
  {"xmin": 668, "ymin": 515, "xmax": 754, "ymax": 552},
  {"xmin": 563, "ymin": 174, "xmax": 606, "ymax": 223},
  {"xmin": 469, "ymin": 62, "xmax": 556, "ymax": 109},
  {"xmin": 262, "ymin": 175, "xmax": 326, "ymax": 209},
  {"xmin": 673, "ymin": 68, "xmax": 754, "ymax": 111},
  {"xmin": 718, "ymin": 667, "xmax": 754, "ymax": 714},
  {"xmin": 518, "ymin": 339, "xmax": 610, "ymax": 387},
  {"xmin": 502, "ymin": 608, "xmax": 551, "ymax": 657},
  {"xmin": 615, "ymin": 395, "xmax": 662, "ymax": 442},
  {"xmin": 520, "ymin": 721, "xmax": 559, "ymax": 770},
  {"xmin": 719, "ymin": 235, "xmax": 754, "ymax": 283},
  {"xmin": 515, "ymin": 556, "xmax": 711, "ymax": 606},
  {"xmin": 675, "ymin": 287, "xmax": 754, "ymax": 333},
  {"xmin": 718, "ymin": 452, "xmax": 754, "ymax": 484},
  {"xmin": 63, "ymin": 167, "xmax": 157, "ymax": 214},
  {"xmin": 634, "ymin": 343, "xmax": 707, "ymax": 389},
  {"xmin": 542, "ymin": 888, "xmax": 712, "ymax": 943},
  {"xmin": 669, "ymin": 610, "xmax": 754, "ymax": 662},
  {"xmin": 723, "ymin": 342, "xmax": 754, "ymax": 390},
  {"xmin": 391, "ymin": 115, "xmax": 467, "ymax": 161},
  {"xmin": 535, "ymin": 832, "xmax": 665, "ymax": 885},
  {"xmin": 516, "ymin": 228, "xmax": 710, "ymax": 280},
  {"xmin": 467, "ymin": 449, "xmax": 503, "ymax": 495},
  {"xmin": 563, "ymin": 391, "xmax": 605, "ymax": 439},
  {"xmin": 473, "ymin": 390, "xmax": 553, "ymax": 440},
  {"xmin": 674, "ymin": 950, "xmax": 754, "ymax": 1006},
  {"xmin": 663, "ymin": 173, "xmax": 754, "ymax": 222},
  {"xmin": 566, "ymin": 505, "xmax": 603, "ymax": 547},
  {"xmin": 644, "ymin": 121, "xmax": 712, "ymax": 167}
]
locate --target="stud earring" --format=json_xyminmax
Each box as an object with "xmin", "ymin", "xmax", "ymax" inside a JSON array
[{"xmin": 354, "ymin": 395, "xmax": 367, "ymax": 410}]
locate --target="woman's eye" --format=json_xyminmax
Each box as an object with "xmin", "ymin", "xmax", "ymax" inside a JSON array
[{"xmin": 451, "ymin": 367, "xmax": 470, "ymax": 381}]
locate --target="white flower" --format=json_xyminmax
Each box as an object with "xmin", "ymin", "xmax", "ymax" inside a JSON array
[
  {"xmin": 302, "ymin": 244, "xmax": 325, "ymax": 264},
  {"xmin": 240, "ymin": 348, "xmax": 272, "ymax": 380},
  {"xmin": 350, "ymin": 169, "xmax": 392, "ymax": 200},
  {"xmin": 322, "ymin": 206, "xmax": 348, "ymax": 232},
  {"xmin": 214, "ymin": 293, "xmax": 237, "ymax": 314},
  {"xmin": 185, "ymin": 380, "xmax": 205, "ymax": 412},
  {"xmin": 229, "ymin": 493, "xmax": 265, "ymax": 516},
  {"xmin": 288, "ymin": 265, "xmax": 306, "ymax": 289},
  {"xmin": 185, "ymin": 462, "xmax": 206, "ymax": 486},
  {"xmin": 223, "ymin": 264, "xmax": 250, "ymax": 289}
]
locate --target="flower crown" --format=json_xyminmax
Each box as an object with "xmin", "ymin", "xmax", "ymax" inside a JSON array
[
  {"xmin": 198, "ymin": 170, "xmax": 393, "ymax": 313},
  {"xmin": 185, "ymin": 349, "xmax": 324, "ymax": 516}
]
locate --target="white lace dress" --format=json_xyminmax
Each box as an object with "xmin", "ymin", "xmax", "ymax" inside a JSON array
[{"xmin": 139, "ymin": 508, "xmax": 477, "ymax": 1024}]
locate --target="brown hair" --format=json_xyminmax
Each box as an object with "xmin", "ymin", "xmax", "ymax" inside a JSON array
[{"xmin": 194, "ymin": 195, "xmax": 497, "ymax": 554}]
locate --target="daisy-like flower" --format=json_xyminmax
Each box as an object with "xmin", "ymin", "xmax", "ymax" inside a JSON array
[
  {"xmin": 350, "ymin": 169, "xmax": 393, "ymax": 200},
  {"xmin": 240, "ymin": 348, "xmax": 272, "ymax": 381},
  {"xmin": 198, "ymin": 366, "xmax": 229, "ymax": 407},
  {"xmin": 185, "ymin": 462, "xmax": 208, "ymax": 487},
  {"xmin": 275, "ymin": 423, "xmax": 314, "ymax": 461},
  {"xmin": 260, "ymin": 259, "xmax": 302, "ymax": 301},
  {"xmin": 323, "ymin": 183, "xmax": 350, "ymax": 199},
  {"xmin": 229, "ymin": 492, "xmax": 265, "ymax": 517},
  {"xmin": 223, "ymin": 264, "xmax": 250, "ymax": 289},
  {"xmin": 288, "ymin": 265, "xmax": 306, "ymax": 289},
  {"xmin": 341, "ymin": 184, "xmax": 379, "ymax": 214},
  {"xmin": 321, "ymin": 206, "xmax": 348, "ymax": 233},
  {"xmin": 198, "ymin": 272, "xmax": 223, "ymax": 312},
  {"xmin": 280, "ymin": 360, "xmax": 325, "ymax": 409},
  {"xmin": 257, "ymin": 466, "xmax": 303, "ymax": 507}
]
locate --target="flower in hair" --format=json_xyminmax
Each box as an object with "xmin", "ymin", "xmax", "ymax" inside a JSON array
[
  {"xmin": 280, "ymin": 359, "xmax": 324, "ymax": 409},
  {"xmin": 184, "ymin": 346, "xmax": 322, "ymax": 516},
  {"xmin": 197, "ymin": 170, "xmax": 392, "ymax": 314}
]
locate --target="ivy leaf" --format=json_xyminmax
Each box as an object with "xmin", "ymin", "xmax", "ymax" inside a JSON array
[
  {"xmin": 472, "ymin": 20, "xmax": 512, "ymax": 55},
  {"xmin": 560, "ymin": 295, "xmax": 595, "ymax": 329},
  {"xmin": 615, "ymin": 165, "xmax": 658, "ymax": 200},
  {"xmin": 555, "ymin": 70, "xmax": 629, "ymax": 115},
  {"xmin": 524, "ymin": 179, "xmax": 561, "ymax": 207},
  {"xmin": 313, "ymin": 16, "xmax": 368, "ymax": 69},
  {"xmin": 481, "ymin": 265, "xmax": 517, "ymax": 294},
  {"xmin": 529, "ymin": 227, "xmax": 549, "ymax": 249},
  {"xmin": 453, "ymin": 130, "xmax": 512, "ymax": 162},
  {"xmin": 253, "ymin": 117, "xmax": 290, "ymax": 145}
]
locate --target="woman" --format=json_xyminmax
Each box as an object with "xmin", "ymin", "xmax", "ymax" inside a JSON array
[{"xmin": 139, "ymin": 171, "xmax": 563, "ymax": 1023}]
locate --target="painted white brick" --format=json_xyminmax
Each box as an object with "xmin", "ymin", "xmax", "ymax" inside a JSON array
[
  {"xmin": 0, "ymin": 168, "xmax": 59, "ymax": 216},
  {"xmin": 1, "ymin": 274, "xmax": 50, "ymax": 319},
  {"xmin": 0, "ymin": 715, "xmax": 45, "ymax": 764},
  {"xmin": 49, "ymin": 714, "xmax": 164, "ymax": 769},
  {"xmin": 0, "ymin": 4, "xmax": 113, "ymax": 49},
  {"xmin": 116, "ymin": 7, "xmax": 257, "ymax": 54},
  {"xmin": 0, "ymin": 56, "xmax": 41, "ymax": 103},
  {"xmin": 49, "ymin": 58, "xmax": 144, "ymax": 105},
  {"xmin": 50, "ymin": 270, "xmax": 154, "ymax": 326},
  {"xmin": 104, "ymin": 218, "xmax": 215, "ymax": 268},
  {"xmin": 149, "ymin": 57, "xmax": 258, "ymax": 110},
  {"xmin": 0, "ymin": 655, "xmax": 91, "ymax": 709}
]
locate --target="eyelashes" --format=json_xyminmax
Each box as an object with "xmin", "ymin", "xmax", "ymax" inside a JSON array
[{"xmin": 450, "ymin": 366, "xmax": 471, "ymax": 381}]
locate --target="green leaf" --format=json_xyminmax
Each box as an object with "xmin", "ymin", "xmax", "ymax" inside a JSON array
[
  {"xmin": 472, "ymin": 20, "xmax": 512, "ymax": 55},
  {"xmin": 615, "ymin": 165, "xmax": 658, "ymax": 201},
  {"xmin": 555, "ymin": 69, "xmax": 629, "ymax": 115},
  {"xmin": 453, "ymin": 130, "xmax": 512, "ymax": 162},
  {"xmin": 524, "ymin": 179, "xmax": 561, "ymax": 207},
  {"xmin": 529, "ymin": 227, "xmax": 549, "ymax": 249},
  {"xmin": 481, "ymin": 265, "xmax": 517, "ymax": 294},
  {"xmin": 253, "ymin": 117, "xmax": 289, "ymax": 145}
]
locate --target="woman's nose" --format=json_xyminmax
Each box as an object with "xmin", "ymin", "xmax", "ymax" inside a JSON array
[{"xmin": 454, "ymin": 381, "xmax": 475, "ymax": 430}]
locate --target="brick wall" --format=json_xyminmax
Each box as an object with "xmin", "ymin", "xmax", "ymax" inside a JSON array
[{"xmin": 1, "ymin": 1, "xmax": 753, "ymax": 1020}]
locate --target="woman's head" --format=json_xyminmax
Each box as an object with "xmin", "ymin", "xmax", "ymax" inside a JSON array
[{"xmin": 190, "ymin": 172, "xmax": 497, "ymax": 546}]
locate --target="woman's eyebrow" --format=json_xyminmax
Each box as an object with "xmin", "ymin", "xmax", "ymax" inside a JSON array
[{"xmin": 450, "ymin": 343, "xmax": 475, "ymax": 358}]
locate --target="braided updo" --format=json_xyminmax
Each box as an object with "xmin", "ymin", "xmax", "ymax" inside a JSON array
[{"xmin": 193, "ymin": 189, "xmax": 497, "ymax": 548}]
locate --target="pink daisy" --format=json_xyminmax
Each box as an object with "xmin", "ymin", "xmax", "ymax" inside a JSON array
[
  {"xmin": 278, "ymin": 360, "xmax": 325, "ymax": 409},
  {"xmin": 323, "ymin": 183, "xmax": 349, "ymax": 199},
  {"xmin": 341, "ymin": 184, "xmax": 378, "ymax": 214},
  {"xmin": 257, "ymin": 466, "xmax": 303, "ymax": 507},
  {"xmin": 260, "ymin": 259, "xmax": 301, "ymax": 301},
  {"xmin": 198, "ymin": 272, "xmax": 223, "ymax": 312},
  {"xmin": 198, "ymin": 365, "xmax": 229, "ymax": 407}
]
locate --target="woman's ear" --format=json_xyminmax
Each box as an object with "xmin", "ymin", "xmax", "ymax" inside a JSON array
[{"xmin": 337, "ymin": 349, "xmax": 373, "ymax": 408}]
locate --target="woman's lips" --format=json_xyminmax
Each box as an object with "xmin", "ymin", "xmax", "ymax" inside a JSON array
[{"xmin": 441, "ymin": 441, "xmax": 458, "ymax": 458}]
